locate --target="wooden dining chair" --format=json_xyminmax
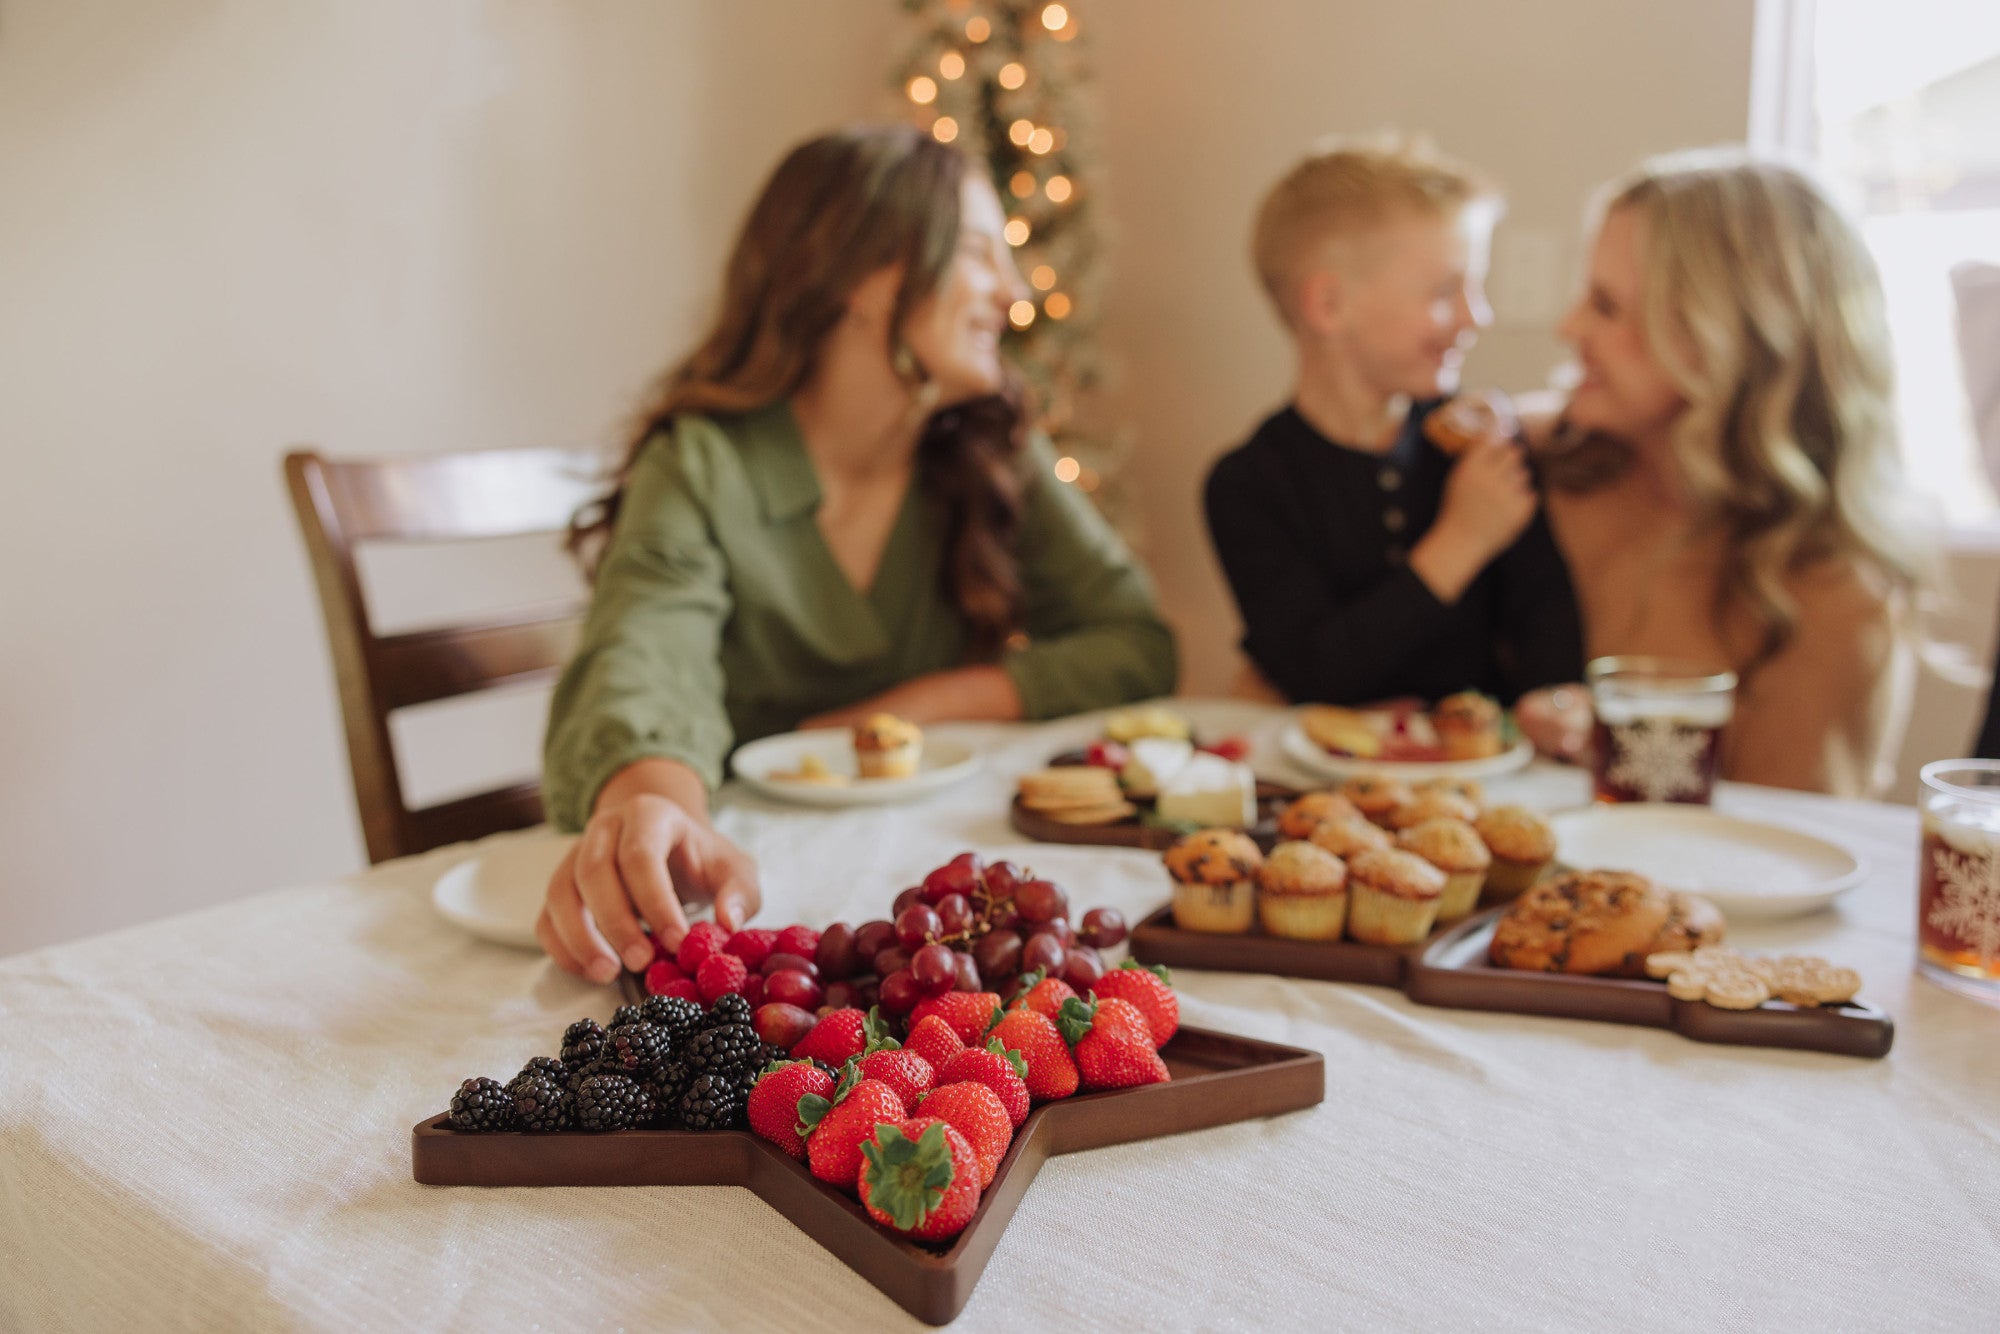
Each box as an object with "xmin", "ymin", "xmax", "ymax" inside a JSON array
[{"xmin": 284, "ymin": 445, "xmax": 611, "ymax": 864}]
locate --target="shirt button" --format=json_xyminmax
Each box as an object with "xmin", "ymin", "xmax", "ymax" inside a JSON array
[
  {"xmin": 1384, "ymin": 507, "xmax": 1406, "ymax": 533},
  {"xmin": 1378, "ymin": 467, "xmax": 1402, "ymax": 491}
]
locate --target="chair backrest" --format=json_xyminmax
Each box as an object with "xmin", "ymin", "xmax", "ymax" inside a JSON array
[{"xmin": 284, "ymin": 445, "xmax": 611, "ymax": 863}]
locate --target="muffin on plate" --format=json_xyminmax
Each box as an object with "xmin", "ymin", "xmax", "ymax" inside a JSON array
[
  {"xmin": 1164, "ymin": 829, "xmax": 1264, "ymax": 934},
  {"xmin": 1256, "ymin": 841, "xmax": 1349, "ymax": 941},
  {"xmin": 1276, "ymin": 791, "xmax": 1362, "ymax": 841},
  {"xmin": 1339, "ymin": 775, "xmax": 1413, "ymax": 828},
  {"xmin": 1433, "ymin": 691, "xmax": 1505, "ymax": 760},
  {"xmin": 1487, "ymin": 869, "xmax": 1670, "ymax": 975},
  {"xmin": 1395, "ymin": 817, "xmax": 1492, "ymax": 922},
  {"xmin": 1306, "ymin": 814, "xmax": 1393, "ymax": 860},
  {"xmin": 1473, "ymin": 805, "xmax": 1557, "ymax": 901},
  {"xmin": 1383, "ymin": 788, "xmax": 1480, "ymax": 832},
  {"xmin": 1344, "ymin": 848, "xmax": 1447, "ymax": 946},
  {"xmin": 853, "ymin": 713, "xmax": 923, "ymax": 779},
  {"xmin": 1413, "ymin": 775, "xmax": 1485, "ymax": 807}
]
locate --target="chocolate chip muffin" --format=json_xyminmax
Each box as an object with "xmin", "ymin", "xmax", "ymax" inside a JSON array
[{"xmin": 1487, "ymin": 869, "xmax": 1672, "ymax": 975}]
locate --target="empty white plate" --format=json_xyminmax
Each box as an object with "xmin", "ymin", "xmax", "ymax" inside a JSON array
[
  {"xmin": 431, "ymin": 828, "xmax": 576, "ymax": 948},
  {"xmin": 1279, "ymin": 718, "xmax": 1534, "ymax": 783},
  {"xmin": 1549, "ymin": 804, "xmax": 1865, "ymax": 919},
  {"xmin": 730, "ymin": 730, "xmax": 981, "ymax": 808}
]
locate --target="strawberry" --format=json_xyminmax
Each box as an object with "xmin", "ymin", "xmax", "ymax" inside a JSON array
[
  {"xmin": 774, "ymin": 924, "xmax": 820, "ymax": 959},
  {"xmin": 989, "ymin": 1008, "xmax": 1079, "ymax": 1101},
  {"xmin": 936, "ymin": 1041, "xmax": 1032, "ymax": 1128},
  {"xmin": 801, "ymin": 1068, "xmax": 908, "ymax": 1191},
  {"xmin": 905, "ymin": 1014, "xmax": 966, "ymax": 1072},
  {"xmin": 1088, "ymin": 961, "xmax": 1179, "ymax": 1046},
  {"xmin": 642, "ymin": 958, "xmax": 685, "ymax": 996},
  {"xmin": 746, "ymin": 1059, "xmax": 835, "ymax": 1161},
  {"xmin": 908, "ymin": 991, "xmax": 1002, "ymax": 1046},
  {"xmin": 790, "ymin": 1007, "xmax": 882, "ymax": 1067},
  {"xmin": 917, "ymin": 1081, "xmax": 1013, "ymax": 1188},
  {"xmin": 675, "ymin": 921, "xmax": 729, "ymax": 975},
  {"xmin": 856, "ymin": 1046, "xmax": 936, "ymax": 1115},
  {"xmin": 725, "ymin": 928, "xmax": 779, "ymax": 970},
  {"xmin": 696, "ymin": 951, "xmax": 749, "ymax": 1003},
  {"xmin": 857, "ymin": 1118, "xmax": 982, "ymax": 1242},
  {"xmin": 1009, "ymin": 971, "xmax": 1078, "ymax": 1021},
  {"xmin": 1057, "ymin": 996, "xmax": 1170, "ymax": 1091}
]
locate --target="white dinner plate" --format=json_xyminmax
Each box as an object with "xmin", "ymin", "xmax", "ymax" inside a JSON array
[
  {"xmin": 431, "ymin": 829, "xmax": 576, "ymax": 948},
  {"xmin": 730, "ymin": 730, "xmax": 981, "ymax": 807},
  {"xmin": 1549, "ymin": 804, "xmax": 1865, "ymax": 920},
  {"xmin": 1279, "ymin": 718, "xmax": 1534, "ymax": 783}
]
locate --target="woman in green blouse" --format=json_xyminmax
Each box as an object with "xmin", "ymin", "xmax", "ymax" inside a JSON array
[{"xmin": 536, "ymin": 127, "xmax": 1177, "ymax": 981}]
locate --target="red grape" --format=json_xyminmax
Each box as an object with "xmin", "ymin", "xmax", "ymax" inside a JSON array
[
  {"xmin": 952, "ymin": 952, "xmax": 982, "ymax": 992},
  {"xmin": 753, "ymin": 1002, "xmax": 818, "ymax": 1051},
  {"xmin": 936, "ymin": 893, "xmax": 974, "ymax": 936},
  {"xmin": 1034, "ymin": 917, "xmax": 1073, "ymax": 947},
  {"xmin": 892, "ymin": 886, "xmax": 924, "ymax": 919},
  {"xmin": 922, "ymin": 851, "xmax": 982, "ymax": 904},
  {"xmin": 1020, "ymin": 933, "xmax": 1066, "ymax": 975},
  {"xmin": 911, "ymin": 943, "xmax": 956, "ymax": 996},
  {"xmin": 971, "ymin": 931, "xmax": 1022, "ymax": 982},
  {"xmin": 895, "ymin": 904, "xmax": 941, "ymax": 949},
  {"xmin": 878, "ymin": 968, "xmax": 922, "ymax": 1015},
  {"xmin": 816, "ymin": 923, "xmax": 859, "ymax": 980},
  {"xmin": 983, "ymin": 860, "xmax": 1024, "ymax": 902},
  {"xmin": 986, "ymin": 901, "xmax": 1021, "ymax": 934},
  {"xmin": 852, "ymin": 978, "xmax": 881, "ymax": 1009},
  {"xmin": 873, "ymin": 945, "xmax": 912, "ymax": 978},
  {"xmin": 854, "ymin": 919, "xmax": 896, "ymax": 958},
  {"xmin": 1016, "ymin": 879, "xmax": 1068, "ymax": 924},
  {"xmin": 761, "ymin": 952, "xmax": 818, "ymax": 980},
  {"xmin": 822, "ymin": 980, "xmax": 858, "ymax": 1011},
  {"xmin": 1060, "ymin": 945, "xmax": 1104, "ymax": 991},
  {"xmin": 1079, "ymin": 907, "xmax": 1128, "ymax": 949},
  {"xmin": 764, "ymin": 970, "xmax": 824, "ymax": 1010}
]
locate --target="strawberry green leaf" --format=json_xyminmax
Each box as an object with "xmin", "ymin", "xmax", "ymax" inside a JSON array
[
  {"xmin": 794, "ymin": 1092, "xmax": 831, "ymax": 1137},
  {"xmin": 1123, "ymin": 960, "xmax": 1173, "ymax": 985},
  {"xmin": 984, "ymin": 1037, "xmax": 1029, "ymax": 1081},
  {"xmin": 1055, "ymin": 995, "xmax": 1098, "ymax": 1046}
]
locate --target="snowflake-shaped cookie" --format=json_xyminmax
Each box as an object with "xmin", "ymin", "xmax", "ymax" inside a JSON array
[
  {"xmin": 1604, "ymin": 719, "xmax": 1709, "ymax": 802},
  {"xmin": 1930, "ymin": 843, "xmax": 2000, "ymax": 965}
]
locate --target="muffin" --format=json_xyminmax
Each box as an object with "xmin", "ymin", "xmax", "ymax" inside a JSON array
[
  {"xmin": 1422, "ymin": 390, "xmax": 1518, "ymax": 457},
  {"xmin": 1488, "ymin": 870, "xmax": 1671, "ymax": 975},
  {"xmin": 1433, "ymin": 692, "xmax": 1504, "ymax": 761},
  {"xmin": 1631, "ymin": 891, "xmax": 1727, "ymax": 974},
  {"xmin": 1307, "ymin": 814, "xmax": 1393, "ymax": 860},
  {"xmin": 1164, "ymin": 829, "xmax": 1265, "ymax": 934},
  {"xmin": 1414, "ymin": 775, "xmax": 1485, "ymax": 807},
  {"xmin": 1276, "ymin": 791, "xmax": 1363, "ymax": 841},
  {"xmin": 1256, "ymin": 841, "xmax": 1349, "ymax": 941},
  {"xmin": 853, "ymin": 713, "xmax": 923, "ymax": 779},
  {"xmin": 1383, "ymin": 788, "xmax": 1480, "ymax": 832},
  {"xmin": 1340, "ymin": 775, "xmax": 1413, "ymax": 828},
  {"xmin": 1396, "ymin": 818, "xmax": 1493, "ymax": 922},
  {"xmin": 1474, "ymin": 805, "xmax": 1557, "ymax": 901},
  {"xmin": 1344, "ymin": 848, "xmax": 1447, "ymax": 946}
]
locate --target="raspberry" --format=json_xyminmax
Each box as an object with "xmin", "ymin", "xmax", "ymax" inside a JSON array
[
  {"xmin": 725, "ymin": 928, "xmax": 779, "ymax": 970},
  {"xmin": 697, "ymin": 952, "xmax": 750, "ymax": 1004},
  {"xmin": 741, "ymin": 974, "xmax": 766, "ymax": 1008},
  {"xmin": 676, "ymin": 921, "xmax": 729, "ymax": 975},
  {"xmin": 643, "ymin": 959, "xmax": 686, "ymax": 996},
  {"xmin": 656, "ymin": 978, "xmax": 701, "ymax": 1004},
  {"xmin": 774, "ymin": 925, "xmax": 820, "ymax": 959}
]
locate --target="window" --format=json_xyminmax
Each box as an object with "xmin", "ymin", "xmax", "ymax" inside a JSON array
[{"xmin": 1755, "ymin": 0, "xmax": 2000, "ymax": 525}]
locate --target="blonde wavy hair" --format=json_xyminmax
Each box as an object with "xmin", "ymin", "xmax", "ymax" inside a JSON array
[{"xmin": 1565, "ymin": 148, "xmax": 1934, "ymax": 673}]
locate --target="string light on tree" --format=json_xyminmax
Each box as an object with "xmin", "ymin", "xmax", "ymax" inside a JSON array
[{"xmin": 895, "ymin": 0, "xmax": 1128, "ymax": 527}]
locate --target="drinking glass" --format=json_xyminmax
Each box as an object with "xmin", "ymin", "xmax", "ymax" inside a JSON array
[
  {"xmin": 1586, "ymin": 656, "xmax": 1736, "ymax": 805},
  {"xmin": 1918, "ymin": 760, "xmax": 2000, "ymax": 1003}
]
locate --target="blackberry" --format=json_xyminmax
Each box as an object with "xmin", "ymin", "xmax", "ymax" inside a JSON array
[
  {"xmin": 565, "ymin": 1056, "xmax": 611, "ymax": 1092},
  {"xmin": 684, "ymin": 1023, "xmax": 762, "ymax": 1079},
  {"xmin": 506, "ymin": 1072, "xmax": 573, "ymax": 1132},
  {"xmin": 677, "ymin": 1072, "xmax": 745, "ymax": 1130},
  {"xmin": 517, "ymin": 1055, "xmax": 568, "ymax": 1085},
  {"xmin": 707, "ymin": 994, "xmax": 753, "ymax": 1029},
  {"xmin": 448, "ymin": 1077, "xmax": 515, "ymax": 1132},
  {"xmin": 757, "ymin": 1041, "xmax": 787, "ymax": 1069},
  {"xmin": 574, "ymin": 1072, "xmax": 653, "ymax": 1132},
  {"xmin": 602, "ymin": 1021, "xmax": 672, "ymax": 1077},
  {"xmin": 611, "ymin": 1004, "xmax": 645, "ymax": 1029},
  {"xmin": 561, "ymin": 1018, "xmax": 607, "ymax": 1066},
  {"xmin": 645, "ymin": 1060, "xmax": 695, "ymax": 1126},
  {"xmin": 807, "ymin": 1057, "xmax": 839, "ymax": 1083},
  {"xmin": 642, "ymin": 995, "xmax": 706, "ymax": 1045}
]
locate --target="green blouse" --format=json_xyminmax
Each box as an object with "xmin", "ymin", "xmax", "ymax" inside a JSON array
[{"xmin": 541, "ymin": 401, "xmax": 1177, "ymax": 830}]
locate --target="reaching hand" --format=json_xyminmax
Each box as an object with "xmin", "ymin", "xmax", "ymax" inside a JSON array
[
  {"xmin": 1514, "ymin": 684, "xmax": 1593, "ymax": 765},
  {"xmin": 1433, "ymin": 438, "xmax": 1537, "ymax": 566}
]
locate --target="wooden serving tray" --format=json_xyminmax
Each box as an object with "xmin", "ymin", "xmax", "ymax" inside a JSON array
[
  {"xmin": 411, "ymin": 1026, "xmax": 1324, "ymax": 1325},
  {"xmin": 1129, "ymin": 904, "xmax": 1441, "ymax": 987},
  {"xmin": 1008, "ymin": 750, "xmax": 1298, "ymax": 852},
  {"xmin": 1403, "ymin": 911, "xmax": 1895, "ymax": 1059}
]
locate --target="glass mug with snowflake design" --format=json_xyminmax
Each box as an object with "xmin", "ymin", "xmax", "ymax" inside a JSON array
[
  {"xmin": 1585, "ymin": 657, "xmax": 1737, "ymax": 805},
  {"xmin": 1917, "ymin": 761, "xmax": 2000, "ymax": 1001}
]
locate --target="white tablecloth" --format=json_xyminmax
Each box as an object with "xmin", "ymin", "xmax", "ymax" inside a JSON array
[{"xmin": 3, "ymin": 701, "xmax": 1996, "ymax": 1331}]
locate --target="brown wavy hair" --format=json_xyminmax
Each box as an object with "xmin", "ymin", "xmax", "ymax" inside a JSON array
[{"xmin": 569, "ymin": 125, "xmax": 1027, "ymax": 656}]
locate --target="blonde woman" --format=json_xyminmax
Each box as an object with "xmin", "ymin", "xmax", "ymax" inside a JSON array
[{"xmin": 1525, "ymin": 150, "xmax": 1933, "ymax": 797}]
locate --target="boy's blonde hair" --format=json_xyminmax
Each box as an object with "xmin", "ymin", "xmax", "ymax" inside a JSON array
[{"xmin": 1253, "ymin": 132, "xmax": 1498, "ymax": 321}]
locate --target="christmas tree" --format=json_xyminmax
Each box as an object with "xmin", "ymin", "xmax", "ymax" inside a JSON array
[{"xmin": 895, "ymin": 0, "xmax": 1129, "ymax": 525}]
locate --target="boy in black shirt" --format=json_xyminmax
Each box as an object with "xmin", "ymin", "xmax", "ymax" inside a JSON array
[{"xmin": 1205, "ymin": 135, "xmax": 1581, "ymax": 706}]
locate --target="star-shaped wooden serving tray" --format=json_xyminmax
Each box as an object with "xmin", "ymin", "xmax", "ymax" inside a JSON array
[{"xmin": 412, "ymin": 1027, "xmax": 1323, "ymax": 1325}]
